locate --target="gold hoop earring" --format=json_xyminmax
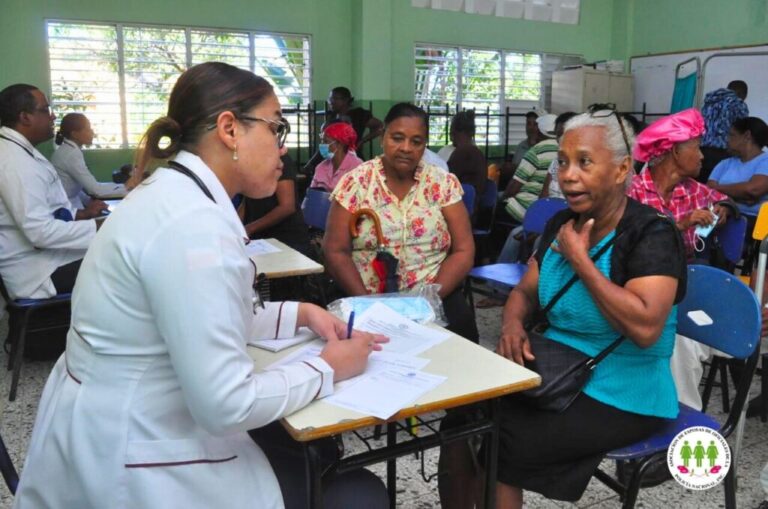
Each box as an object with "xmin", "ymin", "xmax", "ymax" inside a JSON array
[{"xmin": 232, "ymin": 144, "xmax": 238, "ymax": 161}]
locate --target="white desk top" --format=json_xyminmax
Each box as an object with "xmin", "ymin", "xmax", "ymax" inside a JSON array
[
  {"xmin": 249, "ymin": 327, "xmax": 540, "ymax": 441},
  {"xmin": 250, "ymin": 238, "xmax": 324, "ymax": 279}
]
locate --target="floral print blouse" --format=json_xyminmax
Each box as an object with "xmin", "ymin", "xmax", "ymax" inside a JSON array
[{"xmin": 331, "ymin": 157, "xmax": 464, "ymax": 294}]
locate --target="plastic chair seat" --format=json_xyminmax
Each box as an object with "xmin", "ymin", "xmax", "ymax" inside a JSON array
[
  {"xmin": 469, "ymin": 263, "xmax": 528, "ymax": 289},
  {"xmin": 606, "ymin": 404, "xmax": 720, "ymax": 461}
]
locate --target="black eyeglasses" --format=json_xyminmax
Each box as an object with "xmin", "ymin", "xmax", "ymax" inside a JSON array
[
  {"xmin": 31, "ymin": 105, "xmax": 53, "ymax": 116},
  {"xmin": 206, "ymin": 114, "xmax": 290, "ymax": 148},
  {"xmin": 238, "ymin": 115, "xmax": 291, "ymax": 148},
  {"xmin": 588, "ymin": 104, "xmax": 631, "ymax": 158}
]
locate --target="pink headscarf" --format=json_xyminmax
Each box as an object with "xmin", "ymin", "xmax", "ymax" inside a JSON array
[{"xmin": 633, "ymin": 108, "xmax": 706, "ymax": 162}]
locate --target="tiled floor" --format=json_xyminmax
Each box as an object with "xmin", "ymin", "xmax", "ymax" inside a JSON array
[{"xmin": 0, "ymin": 305, "xmax": 767, "ymax": 508}]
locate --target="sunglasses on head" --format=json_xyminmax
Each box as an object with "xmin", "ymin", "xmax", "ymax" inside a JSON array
[{"xmin": 587, "ymin": 103, "xmax": 631, "ymax": 157}]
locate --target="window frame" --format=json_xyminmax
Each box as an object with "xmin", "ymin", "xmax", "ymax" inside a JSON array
[
  {"xmin": 46, "ymin": 18, "xmax": 313, "ymax": 149},
  {"xmin": 413, "ymin": 41, "xmax": 581, "ymax": 145}
]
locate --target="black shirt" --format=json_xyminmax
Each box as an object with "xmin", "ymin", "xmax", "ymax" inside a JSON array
[
  {"xmin": 535, "ymin": 198, "xmax": 687, "ymax": 304},
  {"xmin": 242, "ymin": 159, "xmax": 310, "ymax": 253}
]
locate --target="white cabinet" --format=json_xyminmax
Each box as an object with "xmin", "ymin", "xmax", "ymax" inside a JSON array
[{"xmin": 551, "ymin": 68, "xmax": 634, "ymax": 113}]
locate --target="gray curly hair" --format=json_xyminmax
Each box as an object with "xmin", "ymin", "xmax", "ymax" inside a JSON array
[
  {"xmin": 562, "ymin": 111, "xmax": 636, "ymax": 189},
  {"xmin": 563, "ymin": 111, "xmax": 636, "ymax": 165}
]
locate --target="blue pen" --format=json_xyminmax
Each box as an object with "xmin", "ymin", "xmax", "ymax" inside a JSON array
[{"xmin": 346, "ymin": 311, "xmax": 355, "ymax": 339}]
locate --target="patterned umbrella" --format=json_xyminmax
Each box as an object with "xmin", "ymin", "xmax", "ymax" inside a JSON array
[{"xmin": 349, "ymin": 208, "xmax": 399, "ymax": 293}]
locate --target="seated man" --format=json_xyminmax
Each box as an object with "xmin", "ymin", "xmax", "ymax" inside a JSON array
[
  {"xmin": 500, "ymin": 114, "xmax": 558, "ymax": 224},
  {"xmin": 0, "ymin": 84, "xmax": 104, "ymax": 298}
]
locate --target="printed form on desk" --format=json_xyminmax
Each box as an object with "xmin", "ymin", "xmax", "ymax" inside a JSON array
[
  {"xmin": 263, "ymin": 304, "xmax": 450, "ymax": 418},
  {"xmin": 245, "ymin": 239, "xmax": 281, "ymax": 256}
]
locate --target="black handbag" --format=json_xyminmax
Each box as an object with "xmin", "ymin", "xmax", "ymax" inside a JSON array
[{"xmin": 522, "ymin": 235, "xmax": 624, "ymax": 412}]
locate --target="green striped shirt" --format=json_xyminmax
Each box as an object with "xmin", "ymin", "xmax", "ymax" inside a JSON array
[{"xmin": 504, "ymin": 138, "xmax": 558, "ymax": 222}]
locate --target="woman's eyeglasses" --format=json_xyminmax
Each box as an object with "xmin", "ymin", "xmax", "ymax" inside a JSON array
[
  {"xmin": 587, "ymin": 104, "xmax": 632, "ymax": 157},
  {"xmin": 238, "ymin": 115, "xmax": 291, "ymax": 148},
  {"xmin": 207, "ymin": 114, "xmax": 291, "ymax": 148}
]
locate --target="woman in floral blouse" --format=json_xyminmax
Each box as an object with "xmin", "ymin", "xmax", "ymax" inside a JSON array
[{"xmin": 324, "ymin": 103, "xmax": 478, "ymax": 341}]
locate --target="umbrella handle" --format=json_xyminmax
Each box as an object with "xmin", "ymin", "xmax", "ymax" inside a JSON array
[{"xmin": 349, "ymin": 208, "xmax": 386, "ymax": 246}]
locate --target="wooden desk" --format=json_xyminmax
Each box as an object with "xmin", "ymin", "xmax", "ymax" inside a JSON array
[
  {"xmin": 249, "ymin": 238, "xmax": 323, "ymax": 279},
  {"xmin": 249, "ymin": 328, "xmax": 540, "ymax": 508}
]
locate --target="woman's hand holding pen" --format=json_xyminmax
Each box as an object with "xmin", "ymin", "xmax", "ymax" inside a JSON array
[{"xmin": 297, "ymin": 303, "xmax": 388, "ymax": 382}]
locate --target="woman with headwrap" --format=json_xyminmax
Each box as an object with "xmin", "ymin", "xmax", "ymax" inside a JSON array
[
  {"xmin": 630, "ymin": 108, "xmax": 738, "ymax": 416},
  {"xmin": 309, "ymin": 122, "xmax": 363, "ymax": 192},
  {"xmin": 629, "ymin": 108, "xmax": 735, "ymax": 262}
]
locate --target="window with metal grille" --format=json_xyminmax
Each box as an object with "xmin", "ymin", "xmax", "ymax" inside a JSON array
[
  {"xmin": 414, "ymin": 43, "xmax": 581, "ymax": 146},
  {"xmin": 47, "ymin": 20, "xmax": 311, "ymax": 149}
]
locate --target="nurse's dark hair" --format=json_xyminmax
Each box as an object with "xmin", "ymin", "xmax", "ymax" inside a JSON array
[
  {"xmin": 384, "ymin": 103, "xmax": 428, "ymax": 131},
  {"xmin": 55, "ymin": 112, "xmax": 88, "ymax": 145},
  {"xmin": 731, "ymin": 117, "xmax": 768, "ymax": 149},
  {"xmin": 136, "ymin": 62, "xmax": 274, "ymax": 173},
  {"xmin": 0, "ymin": 84, "xmax": 38, "ymax": 127}
]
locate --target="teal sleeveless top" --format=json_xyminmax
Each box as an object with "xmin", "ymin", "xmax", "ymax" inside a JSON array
[{"xmin": 538, "ymin": 232, "xmax": 679, "ymax": 419}]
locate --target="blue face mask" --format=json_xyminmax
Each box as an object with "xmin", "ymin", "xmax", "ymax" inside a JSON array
[{"xmin": 319, "ymin": 143, "xmax": 334, "ymax": 160}]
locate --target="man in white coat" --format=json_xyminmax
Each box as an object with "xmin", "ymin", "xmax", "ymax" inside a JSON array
[{"xmin": 0, "ymin": 84, "xmax": 106, "ymax": 299}]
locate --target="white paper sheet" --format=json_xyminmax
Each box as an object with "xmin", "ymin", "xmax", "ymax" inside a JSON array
[
  {"xmin": 249, "ymin": 327, "xmax": 319, "ymax": 352},
  {"xmin": 264, "ymin": 339, "xmax": 325, "ymax": 369},
  {"xmin": 245, "ymin": 239, "xmax": 281, "ymax": 256},
  {"xmin": 264, "ymin": 340, "xmax": 430, "ymax": 391},
  {"xmin": 325, "ymin": 368, "xmax": 446, "ymax": 419},
  {"xmin": 354, "ymin": 302, "xmax": 451, "ymax": 355}
]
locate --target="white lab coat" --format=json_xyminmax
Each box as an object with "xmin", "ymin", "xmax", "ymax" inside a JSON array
[
  {"xmin": 50, "ymin": 139, "xmax": 126, "ymax": 210},
  {"xmin": 0, "ymin": 127, "xmax": 96, "ymax": 299},
  {"xmin": 13, "ymin": 151, "xmax": 335, "ymax": 509}
]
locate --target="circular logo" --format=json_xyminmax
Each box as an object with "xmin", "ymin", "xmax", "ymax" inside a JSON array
[{"xmin": 667, "ymin": 426, "xmax": 730, "ymax": 490}]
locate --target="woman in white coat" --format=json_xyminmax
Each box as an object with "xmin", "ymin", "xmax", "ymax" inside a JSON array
[
  {"xmin": 50, "ymin": 113, "xmax": 126, "ymax": 210},
  {"xmin": 14, "ymin": 62, "xmax": 388, "ymax": 509}
]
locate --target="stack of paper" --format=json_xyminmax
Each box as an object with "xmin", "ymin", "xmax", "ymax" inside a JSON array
[
  {"xmin": 263, "ymin": 302, "xmax": 450, "ymax": 419},
  {"xmin": 245, "ymin": 239, "xmax": 281, "ymax": 256},
  {"xmin": 250, "ymin": 327, "xmax": 318, "ymax": 352}
]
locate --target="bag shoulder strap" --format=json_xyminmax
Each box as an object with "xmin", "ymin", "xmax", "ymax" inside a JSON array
[{"xmin": 540, "ymin": 233, "xmax": 618, "ymax": 314}]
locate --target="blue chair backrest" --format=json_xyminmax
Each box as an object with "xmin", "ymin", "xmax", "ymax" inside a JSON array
[
  {"xmin": 478, "ymin": 179, "xmax": 497, "ymax": 210},
  {"xmin": 522, "ymin": 197, "xmax": 568, "ymax": 235},
  {"xmin": 302, "ymin": 189, "xmax": 332, "ymax": 230},
  {"xmin": 714, "ymin": 215, "xmax": 747, "ymax": 264},
  {"xmin": 461, "ymin": 184, "xmax": 476, "ymax": 215},
  {"xmin": 677, "ymin": 265, "xmax": 760, "ymax": 359}
]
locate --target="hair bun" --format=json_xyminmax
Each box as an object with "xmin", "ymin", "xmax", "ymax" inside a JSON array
[{"xmin": 144, "ymin": 116, "xmax": 183, "ymax": 160}]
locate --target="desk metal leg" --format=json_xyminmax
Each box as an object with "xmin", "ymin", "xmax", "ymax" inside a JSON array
[
  {"xmin": 483, "ymin": 399, "xmax": 500, "ymax": 509},
  {"xmin": 304, "ymin": 442, "xmax": 324, "ymax": 509},
  {"xmin": 387, "ymin": 422, "xmax": 397, "ymax": 509}
]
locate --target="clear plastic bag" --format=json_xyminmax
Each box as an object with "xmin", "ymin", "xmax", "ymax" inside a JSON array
[{"xmin": 327, "ymin": 284, "xmax": 447, "ymax": 326}]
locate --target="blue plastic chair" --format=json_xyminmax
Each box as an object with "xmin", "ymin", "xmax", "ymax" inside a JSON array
[
  {"xmin": 714, "ymin": 215, "xmax": 748, "ymax": 265},
  {"xmin": 472, "ymin": 179, "xmax": 498, "ymax": 237},
  {"xmin": 302, "ymin": 188, "xmax": 332, "ymax": 231},
  {"xmin": 460, "ymin": 183, "xmax": 476, "ymax": 216},
  {"xmin": 593, "ymin": 265, "xmax": 760, "ymax": 509},
  {"xmin": 465, "ymin": 197, "xmax": 568, "ymax": 306},
  {"xmin": 0, "ymin": 276, "xmax": 71, "ymax": 401}
]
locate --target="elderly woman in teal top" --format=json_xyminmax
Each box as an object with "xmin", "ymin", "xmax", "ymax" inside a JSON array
[{"xmin": 440, "ymin": 111, "xmax": 687, "ymax": 509}]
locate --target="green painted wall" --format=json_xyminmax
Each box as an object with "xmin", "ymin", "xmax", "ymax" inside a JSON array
[
  {"xmin": 0, "ymin": 0, "xmax": 354, "ymax": 177},
  {"xmin": 628, "ymin": 0, "xmax": 768, "ymax": 57},
  {"xmin": 1, "ymin": 0, "xmax": 619, "ymax": 175}
]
